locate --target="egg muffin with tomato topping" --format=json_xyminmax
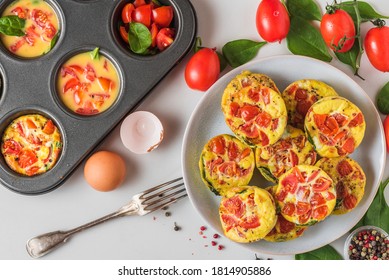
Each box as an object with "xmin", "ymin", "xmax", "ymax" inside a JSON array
[
  {"xmin": 274, "ymin": 165, "xmax": 336, "ymax": 226},
  {"xmin": 305, "ymin": 96, "xmax": 366, "ymax": 158},
  {"xmin": 315, "ymin": 157, "xmax": 365, "ymax": 215},
  {"xmin": 219, "ymin": 186, "xmax": 277, "ymax": 243},
  {"xmin": 1, "ymin": 114, "xmax": 62, "ymax": 176},
  {"xmin": 221, "ymin": 71, "xmax": 287, "ymax": 147},
  {"xmin": 199, "ymin": 134, "xmax": 255, "ymax": 196},
  {"xmin": 282, "ymin": 80, "xmax": 338, "ymax": 129},
  {"xmin": 264, "ymin": 185, "xmax": 307, "ymax": 242},
  {"xmin": 255, "ymin": 125, "xmax": 317, "ymax": 183}
]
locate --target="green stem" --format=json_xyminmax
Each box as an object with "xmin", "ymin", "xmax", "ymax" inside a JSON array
[{"xmin": 353, "ymin": 0, "xmax": 364, "ymax": 77}]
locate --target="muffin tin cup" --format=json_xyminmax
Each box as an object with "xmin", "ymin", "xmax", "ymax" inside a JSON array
[{"xmin": 0, "ymin": 0, "xmax": 197, "ymax": 195}]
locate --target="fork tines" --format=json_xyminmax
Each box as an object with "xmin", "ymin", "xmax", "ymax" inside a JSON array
[{"xmin": 140, "ymin": 177, "xmax": 187, "ymax": 213}]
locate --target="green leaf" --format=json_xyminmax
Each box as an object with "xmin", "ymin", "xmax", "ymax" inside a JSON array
[
  {"xmin": 287, "ymin": 16, "xmax": 332, "ymax": 62},
  {"xmin": 49, "ymin": 30, "xmax": 60, "ymax": 51},
  {"xmin": 377, "ymin": 82, "xmax": 389, "ymax": 114},
  {"xmin": 216, "ymin": 51, "xmax": 228, "ymax": 72},
  {"xmin": 128, "ymin": 22, "xmax": 152, "ymax": 54},
  {"xmin": 353, "ymin": 178, "xmax": 389, "ymax": 233},
  {"xmin": 0, "ymin": 15, "xmax": 25, "ymax": 36},
  {"xmin": 194, "ymin": 37, "xmax": 202, "ymax": 53},
  {"xmin": 222, "ymin": 39, "xmax": 266, "ymax": 68},
  {"xmin": 295, "ymin": 245, "xmax": 343, "ymax": 260},
  {"xmin": 90, "ymin": 47, "xmax": 100, "ymax": 60},
  {"xmin": 334, "ymin": 40, "xmax": 360, "ymax": 74},
  {"xmin": 287, "ymin": 0, "xmax": 322, "ymax": 21},
  {"xmin": 340, "ymin": 1, "xmax": 389, "ymax": 22}
]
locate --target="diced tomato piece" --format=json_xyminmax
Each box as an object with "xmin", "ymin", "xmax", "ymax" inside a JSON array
[
  {"xmin": 26, "ymin": 166, "xmax": 40, "ymax": 176},
  {"xmin": 278, "ymin": 215, "xmax": 295, "ymax": 234},
  {"xmin": 248, "ymin": 89, "xmax": 260, "ymax": 102},
  {"xmin": 296, "ymin": 100, "xmax": 312, "ymax": 116},
  {"xmin": 221, "ymin": 214, "xmax": 238, "ymax": 232},
  {"xmin": 84, "ymin": 64, "xmax": 96, "ymax": 82},
  {"xmin": 31, "ymin": 9, "xmax": 49, "ymax": 29},
  {"xmin": 333, "ymin": 130, "xmax": 347, "ymax": 142},
  {"xmin": 241, "ymin": 123, "xmax": 259, "ymax": 139},
  {"xmin": 240, "ymin": 105, "xmax": 259, "ymax": 121},
  {"xmin": 296, "ymin": 201, "xmax": 311, "ymax": 215},
  {"xmin": 326, "ymin": 191, "xmax": 336, "ymax": 201},
  {"xmin": 218, "ymin": 161, "xmax": 237, "ymax": 177},
  {"xmin": 119, "ymin": 26, "xmax": 129, "ymax": 43},
  {"xmin": 76, "ymin": 101, "xmax": 99, "ymax": 115},
  {"xmin": 282, "ymin": 202, "xmax": 296, "ymax": 216},
  {"xmin": 349, "ymin": 112, "xmax": 364, "ymax": 127},
  {"xmin": 10, "ymin": 38, "xmax": 26, "ymax": 52},
  {"xmin": 69, "ymin": 65, "xmax": 84, "ymax": 75},
  {"xmin": 298, "ymin": 209, "xmax": 312, "ymax": 224},
  {"xmin": 27, "ymin": 133, "xmax": 42, "ymax": 145},
  {"xmin": 63, "ymin": 78, "xmax": 80, "ymax": 93},
  {"xmin": 18, "ymin": 149, "xmax": 38, "ymax": 168},
  {"xmin": 295, "ymin": 89, "xmax": 308, "ymax": 101},
  {"xmin": 281, "ymin": 173, "xmax": 299, "ymax": 193},
  {"xmin": 255, "ymin": 111, "xmax": 272, "ymax": 127},
  {"xmin": 342, "ymin": 137, "xmax": 355, "ymax": 153},
  {"xmin": 42, "ymin": 120, "xmax": 55, "ymax": 135},
  {"xmin": 336, "ymin": 181, "xmax": 347, "ymax": 199},
  {"xmin": 223, "ymin": 196, "xmax": 245, "ymax": 218},
  {"xmin": 312, "ymin": 177, "xmax": 332, "ymax": 192},
  {"xmin": 121, "ymin": 3, "xmax": 135, "ymax": 23},
  {"xmin": 343, "ymin": 195, "xmax": 357, "ymax": 209},
  {"xmin": 26, "ymin": 119, "xmax": 37, "ymax": 129},
  {"xmin": 2, "ymin": 139, "xmax": 22, "ymax": 155},
  {"xmin": 132, "ymin": 4, "xmax": 152, "ymax": 28},
  {"xmin": 276, "ymin": 189, "xmax": 288, "ymax": 202},
  {"xmin": 150, "ymin": 23, "xmax": 159, "ymax": 48},
  {"xmin": 311, "ymin": 193, "xmax": 326, "ymax": 206},
  {"xmin": 156, "ymin": 27, "xmax": 175, "ymax": 51},
  {"xmin": 260, "ymin": 88, "xmax": 270, "ymax": 105},
  {"xmin": 227, "ymin": 142, "xmax": 238, "ymax": 160},
  {"xmin": 307, "ymin": 170, "xmax": 320, "ymax": 182},
  {"xmin": 336, "ymin": 159, "xmax": 353, "ymax": 177},
  {"xmin": 11, "ymin": 7, "xmax": 27, "ymax": 19},
  {"xmin": 290, "ymin": 150, "xmax": 299, "ymax": 166},
  {"xmin": 292, "ymin": 166, "xmax": 305, "ymax": 183},
  {"xmin": 152, "ymin": 6, "xmax": 174, "ymax": 28},
  {"xmin": 324, "ymin": 116, "xmax": 339, "ymax": 135},
  {"xmin": 230, "ymin": 102, "xmax": 240, "ymax": 117},
  {"xmin": 133, "ymin": 0, "xmax": 146, "ymax": 8},
  {"xmin": 333, "ymin": 113, "xmax": 347, "ymax": 126},
  {"xmin": 209, "ymin": 136, "xmax": 225, "ymax": 155},
  {"xmin": 271, "ymin": 118, "xmax": 279, "ymax": 131},
  {"xmin": 311, "ymin": 205, "xmax": 328, "ymax": 220},
  {"xmin": 296, "ymin": 186, "xmax": 310, "ymax": 201},
  {"xmin": 314, "ymin": 114, "xmax": 327, "ymax": 129},
  {"xmin": 97, "ymin": 77, "xmax": 113, "ymax": 92},
  {"xmin": 240, "ymin": 215, "xmax": 260, "ymax": 229},
  {"xmin": 239, "ymin": 148, "xmax": 251, "ymax": 160},
  {"xmin": 16, "ymin": 122, "xmax": 25, "ymax": 137},
  {"xmin": 241, "ymin": 78, "xmax": 252, "ymax": 87},
  {"xmin": 259, "ymin": 130, "xmax": 269, "ymax": 146}
]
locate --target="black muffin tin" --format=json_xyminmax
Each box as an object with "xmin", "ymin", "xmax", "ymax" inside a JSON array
[{"xmin": 0, "ymin": 0, "xmax": 196, "ymax": 195}]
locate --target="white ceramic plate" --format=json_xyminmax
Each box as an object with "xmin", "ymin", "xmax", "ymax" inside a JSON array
[{"xmin": 181, "ymin": 55, "xmax": 386, "ymax": 255}]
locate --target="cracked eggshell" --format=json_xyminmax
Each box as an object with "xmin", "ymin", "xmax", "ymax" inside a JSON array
[{"xmin": 120, "ymin": 111, "xmax": 164, "ymax": 154}]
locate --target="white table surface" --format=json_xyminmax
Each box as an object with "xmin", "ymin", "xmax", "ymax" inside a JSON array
[{"xmin": 1, "ymin": 0, "xmax": 389, "ymax": 260}]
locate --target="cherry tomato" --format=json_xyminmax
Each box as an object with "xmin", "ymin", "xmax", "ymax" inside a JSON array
[
  {"xmin": 156, "ymin": 27, "xmax": 175, "ymax": 51},
  {"xmin": 121, "ymin": 3, "xmax": 135, "ymax": 23},
  {"xmin": 150, "ymin": 23, "xmax": 158, "ymax": 47},
  {"xmin": 152, "ymin": 6, "xmax": 174, "ymax": 28},
  {"xmin": 133, "ymin": 0, "xmax": 146, "ymax": 8},
  {"xmin": 255, "ymin": 0, "xmax": 290, "ymax": 43},
  {"xmin": 383, "ymin": 115, "xmax": 389, "ymax": 153},
  {"xmin": 119, "ymin": 26, "xmax": 129, "ymax": 43},
  {"xmin": 320, "ymin": 9, "xmax": 355, "ymax": 53},
  {"xmin": 2, "ymin": 139, "xmax": 21, "ymax": 155},
  {"xmin": 184, "ymin": 48, "xmax": 220, "ymax": 91},
  {"xmin": 132, "ymin": 4, "xmax": 152, "ymax": 28},
  {"xmin": 18, "ymin": 149, "xmax": 38, "ymax": 168},
  {"xmin": 43, "ymin": 120, "xmax": 55, "ymax": 135},
  {"xmin": 364, "ymin": 25, "xmax": 389, "ymax": 72}
]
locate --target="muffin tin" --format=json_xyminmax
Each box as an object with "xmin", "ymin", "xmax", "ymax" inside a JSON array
[{"xmin": 0, "ymin": 0, "xmax": 197, "ymax": 195}]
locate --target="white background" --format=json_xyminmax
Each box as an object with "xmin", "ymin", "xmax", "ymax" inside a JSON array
[{"xmin": 0, "ymin": 0, "xmax": 388, "ymax": 261}]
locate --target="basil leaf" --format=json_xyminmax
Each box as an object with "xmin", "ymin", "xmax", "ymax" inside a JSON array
[
  {"xmin": 340, "ymin": 1, "xmax": 389, "ymax": 22},
  {"xmin": 90, "ymin": 47, "xmax": 100, "ymax": 60},
  {"xmin": 287, "ymin": 16, "xmax": 332, "ymax": 62},
  {"xmin": 128, "ymin": 22, "xmax": 152, "ymax": 54},
  {"xmin": 0, "ymin": 15, "xmax": 25, "ymax": 37},
  {"xmin": 334, "ymin": 40, "xmax": 360, "ymax": 75},
  {"xmin": 287, "ymin": 0, "xmax": 322, "ymax": 21},
  {"xmin": 295, "ymin": 245, "xmax": 343, "ymax": 260},
  {"xmin": 377, "ymin": 82, "xmax": 389, "ymax": 114},
  {"xmin": 49, "ymin": 30, "xmax": 60, "ymax": 51},
  {"xmin": 222, "ymin": 39, "xmax": 266, "ymax": 68},
  {"xmin": 217, "ymin": 51, "xmax": 228, "ymax": 72}
]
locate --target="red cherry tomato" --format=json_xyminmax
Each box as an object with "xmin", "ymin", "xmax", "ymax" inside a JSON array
[
  {"xmin": 383, "ymin": 115, "xmax": 389, "ymax": 153},
  {"xmin": 156, "ymin": 27, "xmax": 175, "ymax": 51},
  {"xmin": 320, "ymin": 9, "xmax": 355, "ymax": 53},
  {"xmin": 152, "ymin": 6, "xmax": 174, "ymax": 28},
  {"xmin": 133, "ymin": 0, "xmax": 146, "ymax": 8},
  {"xmin": 121, "ymin": 3, "xmax": 135, "ymax": 23},
  {"xmin": 150, "ymin": 23, "xmax": 158, "ymax": 47},
  {"xmin": 119, "ymin": 26, "xmax": 129, "ymax": 43},
  {"xmin": 132, "ymin": 4, "xmax": 152, "ymax": 28},
  {"xmin": 18, "ymin": 149, "xmax": 38, "ymax": 168},
  {"xmin": 255, "ymin": 0, "xmax": 290, "ymax": 43},
  {"xmin": 364, "ymin": 25, "xmax": 389, "ymax": 72},
  {"xmin": 185, "ymin": 48, "xmax": 220, "ymax": 91}
]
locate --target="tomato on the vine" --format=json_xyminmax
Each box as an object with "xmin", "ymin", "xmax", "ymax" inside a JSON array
[
  {"xmin": 185, "ymin": 48, "xmax": 220, "ymax": 92},
  {"xmin": 364, "ymin": 23, "xmax": 389, "ymax": 72},
  {"xmin": 320, "ymin": 8, "xmax": 355, "ymax": 53},
  {"xmin": 384, "ymin": 115, "xmax": 389, "ymax": 153},
  {"xmin": 255, "ymin": 0, "xmax": 290, "ymax": 43}
]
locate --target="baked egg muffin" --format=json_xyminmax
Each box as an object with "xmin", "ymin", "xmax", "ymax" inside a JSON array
[
  {"xmin": 1, "ymin": 114, "xmax": 62, "ymax": 176},
  {"xmin": 282, "ymin": 80, "xmax": 338, "ymax": 129},
  {"xmin": 264, "ymin": 185, "xmax": 307, "ymax": 242},
  {"xmin": 219, "ymin": 186, "xmax": 277, "ymax": 243},
  {"xmin": 221, "ymin": 71, "xmax": 287, "ymax": 147},
  {"xmin": 305, "ymin": 96, "xmax": 366, "ymax": 158},
  {"xmin": 274, "ymin": 165, "xmax": 336, "ymax": 226},
  {"xmin": 256, "ymin": 125, "xmax": 317, "ymax": 183},
  {"xmin": 315, "ymin": 157, "xmax": 365, "ymax": 215},
  {"xmin": 199, "ymin": 134, "xmax": 255, "ymax": 196}
]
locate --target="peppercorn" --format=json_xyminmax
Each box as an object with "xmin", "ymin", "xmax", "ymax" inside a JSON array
[{"xmin": 347, "ymin": 228, "xmax": 389, "ymax": 260}]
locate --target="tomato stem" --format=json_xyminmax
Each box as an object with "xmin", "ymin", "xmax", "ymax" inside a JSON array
[
  {"xmin": 372, "ymin": 19, "xmax": 386, "ymax": 28},
  {"xmin": 353, "ymin": 0, "xmax": 364, "ymax": 78}
]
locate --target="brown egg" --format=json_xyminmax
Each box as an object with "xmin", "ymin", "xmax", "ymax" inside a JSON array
[{"xmin": 84, "ymin": 151, "xmax": 126, "ymax": 192}]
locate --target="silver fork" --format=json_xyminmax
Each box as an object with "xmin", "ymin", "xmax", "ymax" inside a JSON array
[{"xmin": 26, "ymin": 177, "xmax": 187, "ymax": 258}]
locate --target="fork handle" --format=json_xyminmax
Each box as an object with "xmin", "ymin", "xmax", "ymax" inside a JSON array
[{"xmin": 26, "ymin": 201, "xmax": 138, "ymax": 258}]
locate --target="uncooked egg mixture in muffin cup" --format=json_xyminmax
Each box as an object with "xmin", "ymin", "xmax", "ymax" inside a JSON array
[{"xmin": 0, "ymin": 0, "xmax": 196, "ymax": 194}]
